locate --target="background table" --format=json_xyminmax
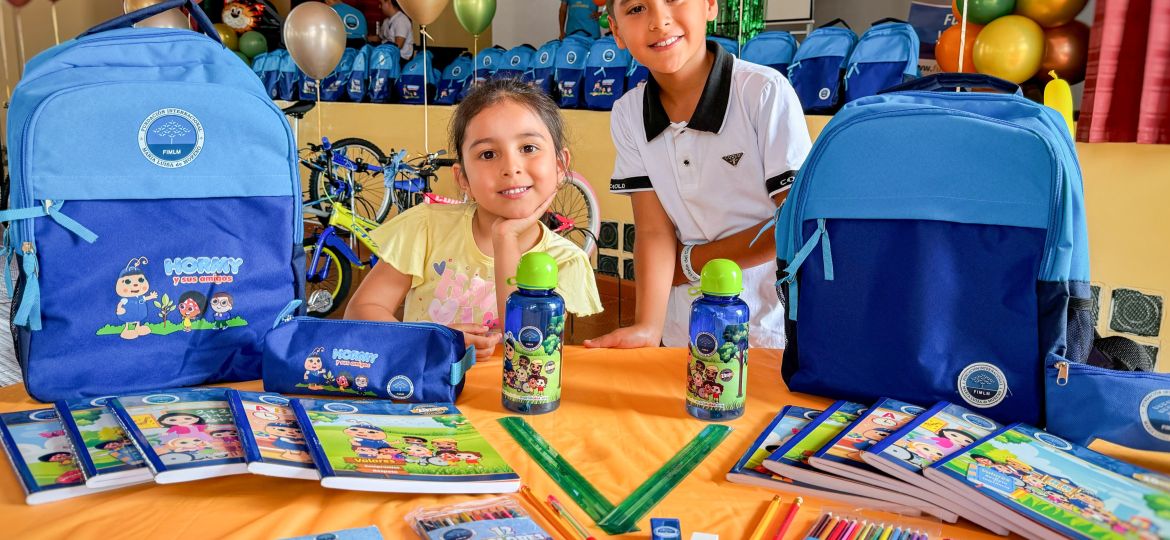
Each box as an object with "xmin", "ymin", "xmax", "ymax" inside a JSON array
[{"xmin": 0, "ymin": 347, "xmax": 1007, "ymax": 539}]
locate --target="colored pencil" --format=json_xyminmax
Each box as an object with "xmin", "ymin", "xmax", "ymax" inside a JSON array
[
  {"xmin": 518, "ymin": 485, "xmax": 578, "ymax": 540},
  {"xmin": 748, "ymin": 495, "xmax": 783, "ymax": 540},
  {"xmin": 771, "ymin": 496, "xmax": 802, "ymax": 540},
  {"xmin": 819, "ymin": 516, "xmax": 841, "ymax": 540},
  {"xmin": 804, "ymin": 512, "xmax": 831, "ymax": 539},
  {"xmin": 548, "ymin": 494, "xmax": 596, "ymax": 540},
  {"xmin": 825, "ymin": 518, "xmax": 848, "ymax": 540}
]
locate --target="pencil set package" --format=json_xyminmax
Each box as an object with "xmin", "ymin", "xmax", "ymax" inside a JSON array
[
  {"xmin": 405, "ymin": 495, "xmax": 552, "ymax": 540},
  {"xmin": 802, "ymin": 507, "xmax": 942, "ymax": 540}
]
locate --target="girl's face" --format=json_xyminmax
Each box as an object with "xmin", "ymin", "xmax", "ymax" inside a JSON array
[
  {"xmin": 162, "ymin": 414, "xmax": 201, "ymax": 426},
  {"xmin": 178, "ymin": 298, "xmax": 201, "ymax": 318},
  {"xmin": 944, "ymin": 431, "xmax": 974, "ymax": 446},
  {"xmin": 116, "ymin": 273, "xmax": 149, "ymax": 298},
  {"xmin": 454, "ymin": 100, "xmax": 569, "ymax": 221}
]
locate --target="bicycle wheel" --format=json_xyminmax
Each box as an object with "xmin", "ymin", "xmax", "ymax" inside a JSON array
[
  {"xmin": 307, "ymin": 137, "xmax": 389, "ymax": 225},
  {"xmin": 546, "ymin": 172, "xmax": 600, "ymax": 256},
  {"xmin": 304, "ymin": 242, "xmax": 352, "ymax": 318}
]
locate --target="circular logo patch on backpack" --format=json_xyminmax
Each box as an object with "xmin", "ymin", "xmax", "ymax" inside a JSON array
[
  {"xmin": 566, "ymin": 51, "xmax": 578, "ymax": 64},
  {"xmin": 387, "ymin": 375, "xmax": 415, "ymax": 400},
  {"xmin": 603, "ymin": 49, "xmax": 616, "ymax": 62},
  {"xmin": 539, "ymin": 52, "xmax": 550, "ymax": 64},
  {"xmin": 1141, "ymin": 390, "xmax": 1170, "ymax": 441},
  {"xmin": 511, "ymin": 56, "xmax": 522, "ymax": 66},
  {"xmin": 452, "ymin": 66, "xmax": 462, "ymax": 77},
  {"xmin": 139, "ymin": 108, "xmax": 204, "ymax": 168},
  {"xmin": 818, "ymin": 88, "xmax": 831, "ymax": 100},
  {"xmin": 957, "ymin": 362, "xmax": 1007, "ymax": 408}
]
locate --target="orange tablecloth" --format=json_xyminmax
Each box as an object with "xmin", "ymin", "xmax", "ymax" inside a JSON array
[{"xmin": 0, "ymin": 347, "xmax": 1006, "ymax": 539}]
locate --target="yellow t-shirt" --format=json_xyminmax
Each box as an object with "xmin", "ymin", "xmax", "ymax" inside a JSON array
[{"xmin": 371, "ymin": 204, "xmax": 603, "ymax": 326}]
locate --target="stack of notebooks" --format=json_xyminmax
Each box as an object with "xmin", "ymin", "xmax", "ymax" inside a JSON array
[
  {"xmin": 0, "ymin": 387, "xmax": 519, "ymax": 504},
  {"xmin": 728, "ymin": 398, "xmax": 1170, "ymax": 539}
]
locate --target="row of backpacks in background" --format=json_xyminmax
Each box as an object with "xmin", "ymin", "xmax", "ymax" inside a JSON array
[{"xmin": 250, "ymin": 18, "xmax": 919, "ymax": 114}]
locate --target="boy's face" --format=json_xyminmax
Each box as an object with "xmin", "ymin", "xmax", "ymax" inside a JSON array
[{"xmin": 609, "ymin": 0, "xmax": 718, "ymax": 76}]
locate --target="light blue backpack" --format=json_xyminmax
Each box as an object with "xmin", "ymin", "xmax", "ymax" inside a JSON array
[
  {"xmin": 347, "ymin": 45, "xmax": 373, "ymax": 102},
  {"xmin": 397, "ymin": 49, "xmax": 440, "ymax": 104},
  {"xmin": 315, "ymin": 47, "xmax": 357, "ymax": 101},
  {"xmin": 775, "ymin": 74, "xmax": 1088, "ymax": 427},
  {"xmin": 368, "ymin": 44, "xmax": 402, "ymax": 103},
  {"xmin": 0, "ymin": 0, "xmax": 302, "ymax": 401},
  {"xmin": 627, "ymin": 59, "xmax": 650, "ymax": 89},
  {"xmin": 843, "ymin": 19, "xmax": 921, "ymax": 103},
  {"xmin": 495, "ymin": 44, "xmax": 536, "ymax": 80},
  {"xmin": 583, "ymin": 36, "xmax": 631, "ymax": 110},
  {"xmin": 787, "ymin": 19, "xmax": 857, "ymax": 114},
  {"xmin": 554, "ymin": 33, "xmax": 593, "ymax": 108},
  {"xmin": 434, "ymin": 52, "xmax": 473, "ymax": 105},
  {"xmin": 524, "ymin": 39, "xmax": 561, "ymax": 95},
  {"xmin": 741, "ymin": 31, "xmax": 798, "ymax": 75},
  {"xmin": 276, "ymin": 49, "xmax": 301, "ymax": 101},
  {"xmin": 468, "ymin": 45, "xmax": 508, "ymax": 90},
  {"xmin": 709, "ymin": 35, "xmax": 740, "ymax": 56}
]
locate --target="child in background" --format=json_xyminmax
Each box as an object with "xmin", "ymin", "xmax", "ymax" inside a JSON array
[
  {"xmin": 346, "ymin": 79, "xmax": 603, "ymax": 358},
  {"xmin": 585, "ymin": 0, "xmax": 811, "ymax": 349}
]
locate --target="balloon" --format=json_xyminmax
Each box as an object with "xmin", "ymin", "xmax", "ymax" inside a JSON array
[
  {"xmin": 136, "ymin": 9, "xmax": 191, "ymax": 29},
  {"xmin": 600, "ymin": 11, "xmax": 609, "ymax": 29},
  {"xmin": 956, "ymin": 0, "xmax": 1016, "ymax": 25},
  {"xmin": 1044, "ymin": 71, "xmax": 1075, "ymax": 136},
  {"xmin": 1035, "ymin": 20, "xmax": 1089, "ymax": 83},
  {"xmin": 214, "ymin": 23, "xmax": 239, "ymax": 50},
  {"xmin": 952, "ymin": 0, "xmax": 961, "ymax": 21},
  {"xmin": 123, "ymin": 0, "xmax": 160, "ymax": 11},
  {"xmin": 398, "ymin": 0, "xmax": 450, "ymax": 26},
  {"xmin": 973, "ymin": 15, "xmax": 1044, "ymax": 83},
  {"xmin": 6, "ymin": 0, "xmax": 32, "ymax": 6},
  {"xmin": 283, "ymin": 2, "xmax": 346, "ymax": 80},
  {"xmin": 593, "ymin": 0, "xmax": 605, "ymax": 5},
  {"xmin": 936, "ymin": 22, "xmax": 983, "ymax": 73},
  {"xmin": 234, "ymin": 50, "xmax": 251, "ymax": 66},
  {"xmin": 453, "ymin": 0, "xmax": 495, "ymax": 36},
  {"xmin": 238, "ymin": 30, "xmax": 268, "ymax": 58},
  {"xmin": 1014, "ymin": 0, "xmax": 1087, "ymax": 28}
]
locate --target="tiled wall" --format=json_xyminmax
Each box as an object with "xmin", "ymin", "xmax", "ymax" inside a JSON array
[{"xmin": 596, "ymin": 220, "xmax": 637, "ymax": 281}]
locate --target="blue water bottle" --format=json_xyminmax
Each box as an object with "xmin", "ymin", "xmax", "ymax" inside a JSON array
[
  {"xmin": 502, "ymin": 252, "xmax": 565, "ymax": 415},
  {"xmin": 686, "ymin": 259, "xmax": 749, "ymax": 421}
]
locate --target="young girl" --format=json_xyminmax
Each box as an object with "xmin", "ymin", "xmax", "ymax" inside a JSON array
[{"xmin": 346, "ymin": 79, "xmax": 603, "ymax": 358}]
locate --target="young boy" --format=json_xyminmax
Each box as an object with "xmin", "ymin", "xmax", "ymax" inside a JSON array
[{"xmin": 583, "ymin": 0, "xmax": 811, "ymax": 350}]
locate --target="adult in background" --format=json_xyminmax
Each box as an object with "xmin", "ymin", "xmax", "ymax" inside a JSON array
[
  {"xmin": 373, "ymin": 0, "xmax": 415, "ymax": 61},
  {"xmin": 560, "ymin": 0, "xmax": 600, "ymax": 39}
]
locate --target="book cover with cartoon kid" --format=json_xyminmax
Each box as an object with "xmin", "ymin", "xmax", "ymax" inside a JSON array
[
  {"xmin": 54, "ymin": 396, "xmax": 152, "ymax": 489},
  {"xmin": 293, "ymin": 399, "xmax": 518, "ymax": 493},
  {"xmin": 0, "ymin": 408, "xmax": 109, "ymax": 504},
  {"xmin": 109, "ymin": 387, "xmax": 247, "ymax": 484},
  {"xmin": 227, "ymin": 390, "xmax": 318, "ymax": 480}
]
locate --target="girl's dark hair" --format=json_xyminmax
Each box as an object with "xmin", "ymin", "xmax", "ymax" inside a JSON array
[
  {"xmin": 158, "ymin": 412, "xmax": 206, "ymax": 425},
  {"xmin": 449, "ymin": 78, "xmax": 570, "ymax": 180}
]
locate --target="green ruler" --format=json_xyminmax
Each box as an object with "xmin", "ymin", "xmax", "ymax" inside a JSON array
[{"xmin": 498, "ymin": 417, "xmax": 731, "ymax": 535}]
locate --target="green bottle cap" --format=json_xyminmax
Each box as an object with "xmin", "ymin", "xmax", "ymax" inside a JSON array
[
  {"xmin": 512, "ymin": 252, "xmax": 558, "ymax": 290},
  {"xmin": 699, "ymin": 258, "xmax": 743, "ymax": 296}
]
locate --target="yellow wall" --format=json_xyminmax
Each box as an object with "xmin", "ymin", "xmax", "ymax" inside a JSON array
[{"xmin": 293, "ymin": 103, "xmax": 1168, "ymax": 368}]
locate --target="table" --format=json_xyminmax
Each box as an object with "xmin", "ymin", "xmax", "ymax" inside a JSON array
[{"xmin": 0, "ymin": 347, "xmax": 1007, "ymax": 539}]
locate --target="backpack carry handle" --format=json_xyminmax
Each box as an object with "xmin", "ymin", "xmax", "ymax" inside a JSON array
[
  {"xmin": 81, "ymin": 0, "xmax": 220, "ymax": 44},
  {"xmin": 871, "ymin": 17, "xmax": 908, "ymax": 26},
  {"xmin": 817, "ymin": 18, "xmax": 853, "ymax": 30},
  {"xmin": 879, "ymin": 73, "xmax": 1022, "ymax": 96}
]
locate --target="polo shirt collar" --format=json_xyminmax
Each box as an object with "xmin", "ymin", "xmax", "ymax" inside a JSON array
[{"xmin": 643, "ymin": 40, "xmax": 734, "ymax": 141}]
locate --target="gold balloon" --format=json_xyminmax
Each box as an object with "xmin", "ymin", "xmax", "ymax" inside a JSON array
[
  {"xmin": 1036, "ymin": 21, "xmax": 1090, "ymax": 84},
  {"xmin": 398, "ymin": 0, "xmax": 450, "ymax": 26},
  {"xmin": 214, "ymin": 23, "xmax": 239, "ymax": 50},
  {"xmin": 123, "ymin": 0, "xmax": 162, "ymax": 13},
  {"xmin": 283, "ymin": 2, "xmax": 346, "ymax": 80},
  {"xmin": 973, "ymin": 15, "xmax": 1045, "ymax": 84},
  {"xmin": 136, "ymin": 9, "xmax": 191, "ymax": 30},
  {"xmin": 1014, "ymin": 0, "xmax": 1088, "ymax": 28}
]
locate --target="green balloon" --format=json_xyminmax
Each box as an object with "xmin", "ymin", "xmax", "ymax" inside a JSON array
[
  {"xmin": 238, "ymin": 30, "xmax": 268, "ymax": 59},
  {"xmin": 454, "ymin": 0, "xmax": 496, "ymax": 36},
  {"xmin": 234, "ymin": 50, "xmax": 251, "ymax": 67},
  {"xmin": 957, "ymin": 0, "xmax": 1017, "ymax": 25},
  {"xmin": 600, "ymin": 11, "xmax": 610, "ymax": 29}
]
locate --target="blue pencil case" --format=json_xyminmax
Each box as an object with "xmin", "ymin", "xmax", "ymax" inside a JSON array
[
  {"xmin": 262, "ymin": 312, "xmax": 476, "ymax": 402},
  {"xmin": 1045, "ymin": 352, "xmax": 1170, "ymax": 452}
]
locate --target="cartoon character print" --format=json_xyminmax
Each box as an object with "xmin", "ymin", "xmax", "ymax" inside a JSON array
[
  {"xmin": 95, "ymin": 438, "xmax": 140, "ymax": 465},
  {"xmin": 303, "ymin": 347, "xmax": 328, "ymax": 390},
  {"xmin": 257, "ymin": 421, "xmax": 310, "ymax": 462},
  {"xmin": 177, "ymin": 291, "xmax": 207, "ymax": 333},
  {"xmin": 354, "ymin": 375, "xmax": 370, "ymax": 393},
  {"xmin": 157, "ymin": 412, "xmax": 208, "ymax": 436},
  {"xmin": 428, "ymin": 261, "xmax": 497, "ymax": 325},
  {"xmin": 160, "ymin": 435, "xmax": 226, "ymax": 461},
  {"xmin": 209, "ymin": 292, "xmax": 234, "ymax": 330},
  {"xmin": 344, "ymin": 423, "xmax": 390, "ymax": 450},
  {"xmin": 208, "ymin": 427, "xmax": 242, "ymax": 456},
  {"xmin": 114, "ymin": 257, "xmax": 158, "ymax": 339}
]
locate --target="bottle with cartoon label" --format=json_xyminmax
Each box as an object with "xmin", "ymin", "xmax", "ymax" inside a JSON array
[
  {"xmin": 686, "ymin": 259, "xmax": 749, "ymax": 421},
  {"xmin": 501, "ymin": 252, "xmax": 565, "ymax": 415}
]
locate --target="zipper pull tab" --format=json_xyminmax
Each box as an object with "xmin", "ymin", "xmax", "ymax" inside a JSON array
[{"xmin": 1056, "ymin": 361, "xmax": 1069, "ymax": 386}]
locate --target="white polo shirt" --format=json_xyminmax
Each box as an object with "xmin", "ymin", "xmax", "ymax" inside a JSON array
[{"xmin": 610, "ymin": 41, "xmax": 811, "ymax": 349}]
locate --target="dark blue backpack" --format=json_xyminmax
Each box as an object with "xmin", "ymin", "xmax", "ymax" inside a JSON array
[
  {"xmin": 397, "ymin": 49, "xmax": 440, "ymax": 104},
  {"xmin": 627, "ymin": 58, "xmax": 650, "ymax": 89},
  {"xmin": 276, "ymin": 49, "xmax": 301, "ymax": 101},
  {"xmin": 741, "ymin": 31, "xmax": 798, "ymax": 75},
  {"xmin": 709, "ymin": 35, "xmax": 740, "ymax": 56},
  {"xmin": 583, "ymin": 36, "xmax": 631, "ymax": 110},
  {"xmin": 252, "ymin": 51, "xmax": 275, "ymax": 97},
  {"xmin": 787, "ymin": 19, "xmax": 857, "ymax": 114},
  {"xmin": 368, "ymin": 44, "xmax": 402, "ymax": 103},
  {"xmin": 843, "ymin": 19, "xmax": 921, "ymax": 103},
  {"xmin": 317, "ymin": 47, "xmax": 357, "ymax": 101},
  {"xmin": 1, "ymin": 0, "xmax": 302, "ymax": 401},
  {"xmin": 495, "ymin": 44, "xmax": 535, "ymax": 80},
  {"xmin": 434, "ymin": 52, "xmax": 473, "ymax": 105},
  {"xmin": 554, "ymin": 33, "xmax": 593, "ymax": 108},
  {"xmin": 347, "ymin": 45, "xmax": 372, "ymax": 102},
  {"xmin": 775, "ymin": 74, "xmax": 1088, "ymax": 426},
  {"xmin": 524, "ymin": 39, "xmax": 560, "ymax": 95}
]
